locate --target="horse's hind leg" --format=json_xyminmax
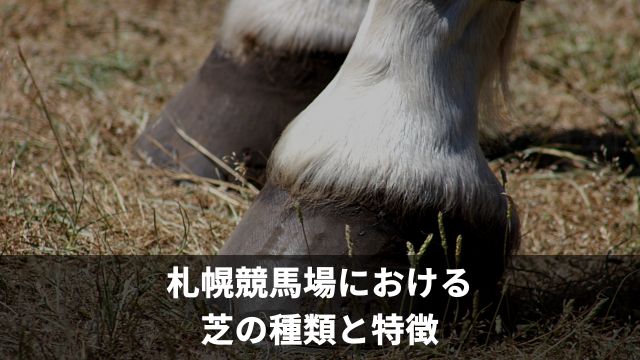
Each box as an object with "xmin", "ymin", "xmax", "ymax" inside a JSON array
[
  {"xmin": 134, "ymin": 0, "xmax": 368, "ymax": 183},
  {"xmin": 221, "ymin": 0, "xmax": 522, "ymax": 311}
]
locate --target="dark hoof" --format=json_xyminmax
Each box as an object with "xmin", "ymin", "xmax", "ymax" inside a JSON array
[
  {"xmin": 219, "ymin": 183, "xmax": 402, "ymax": 255},
  {"xmin": 220, "ymin": 182, "xmax": 518, "ymax": 305},
  {"xmin": 135, "ymin": 47, "xmax": 346, "ymax": 183}
]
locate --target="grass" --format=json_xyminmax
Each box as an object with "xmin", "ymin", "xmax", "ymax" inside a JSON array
[
  {"xmin": 0, "ymin": 0, "xmax": 639, "ymax": 358},
  {"xmin": 1, "ymin": 0, "xmax": 239, "ymax": 255}
]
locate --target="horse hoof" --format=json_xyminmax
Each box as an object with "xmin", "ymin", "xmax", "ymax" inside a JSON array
[
  {"xmin": 134, "ymin": 47, "xmax": 345, "ymax": 183},
  {"xmin": 220, "ymin": 182, "xmax": 518, "ymax": 298}
]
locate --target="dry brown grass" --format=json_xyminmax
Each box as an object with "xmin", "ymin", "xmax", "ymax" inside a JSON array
[
  {"xmin": 0, "ymin": 0, "xmax": 247, "ymax": 254},
  {"xmin": 0, "ymin": 0, "xmax": 639, "ymax": 358},
  {"xmin": 493, "ymin": 0, "xmax": 640, "ymax": 255}
]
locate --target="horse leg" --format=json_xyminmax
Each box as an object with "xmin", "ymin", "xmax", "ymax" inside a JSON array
[
  {"xmin": 221, "ymin": 0, "xmax": 522, "ymax": 308},
  {"xmin": 134, "ymin": 0, "xmax": 369, "ymax": 182}
]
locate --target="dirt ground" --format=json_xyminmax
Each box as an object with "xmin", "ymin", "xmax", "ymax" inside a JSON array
[{"xmin": 0, "ymin": 1, "xmax": 639, "ymax": 358}]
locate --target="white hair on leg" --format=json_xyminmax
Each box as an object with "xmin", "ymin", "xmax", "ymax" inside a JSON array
[
  {"xmin": 479, "ymin": 4, "xmax": 521, "ymax": 140},
  {"xmin": 219, "ymin": 0, "xmax": 370, "ymax": 55},
  {"xmin": 269, "ymin": 0, "xmax": 522, "ymax": 220}
]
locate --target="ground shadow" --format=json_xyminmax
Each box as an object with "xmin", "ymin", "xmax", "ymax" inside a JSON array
[{"xmin": 484, "ymin": 126, "xmax": 640, "ymax": 175}]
